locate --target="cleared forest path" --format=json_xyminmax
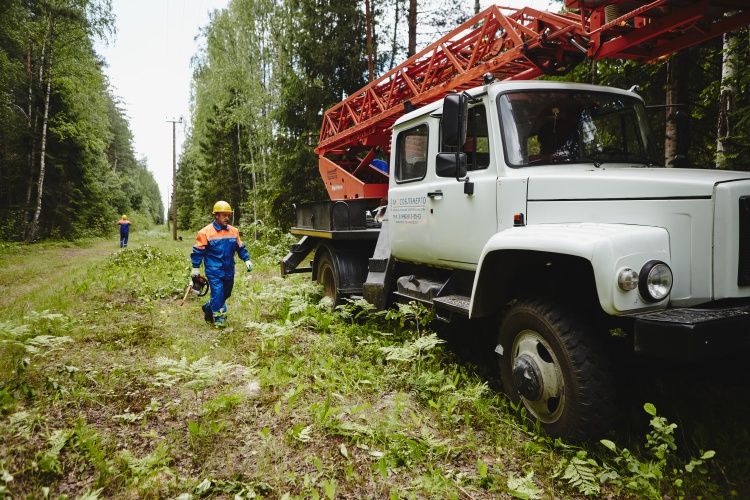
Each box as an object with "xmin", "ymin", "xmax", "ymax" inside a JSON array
[{"xmin": 0, "ymin": 238, "xmax": 131, "ymax": 316}]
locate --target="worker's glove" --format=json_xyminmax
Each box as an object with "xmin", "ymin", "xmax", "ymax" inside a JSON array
[
  {"xmin": 191, "ymin": 268, "xmax": 200, "ymax": 278},
  {"xmin": 245, "ymin": 260, "xmax": 253, "ymax": 272}
]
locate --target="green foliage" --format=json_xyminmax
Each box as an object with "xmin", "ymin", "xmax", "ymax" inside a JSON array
[
  {"xmin": 178, "ymin": 0, "xmax": 282, "ymax": 230},
  {"xmin": 106, "ymin": 244, "xmax": 187, "ymax": 300},
  {"xmin": 507, "ymin": 470, "xmax": 543, "ymax": 499},
  {"xmin": 0, "ymin": 234, "xmax": 744, "ymax": 498},
  {"xmin": 238, "ymin": 220, "xmax": 298, "ymax": 265},
  {"xmin": 555, "ymin": 404, "xmax": 716, "ymax": 499},
  {"xmin": 188, "ymin": 477, "xmax": 272, "ymax": 498},
  {"xmin": 72, "ymin": 417, "xmax": 112, "ymax": 484},
  {"xmin": 38, "ymin": 428, "xmax": 74, "ymax": 474},
  {"xmin": 179, "ymin": 0, "xmax": 369, "ymax": 229},
  {"xmin": 0, "ymin": 311, "xmax": 71, "ymax": 401},
  {"xmin": 558, "ymin": 451, "xmax": 602, "ymax": 496},
  {"xmin": 153, "ymin": 356, "xmax": 239, "ymax": 399},
  {"xmin": 112, "ymin": 398, "xmax": 160, "ymax": 425},
  {"xmin": 379, "ymin": 333, "xmax": 445, "ymax": 362},
  {"xmin": 117, "ymin": 441, "xmax": 174, "ymax": 488},
  {"xmin": 0, "ymin": 0, "xmax": 161, "ymax": 242},
  {"xmin": 384, "ymin": 301, "xmax": 434, "ymax": 335},
  {"xmin": 0, "ymin": 459, "xmax": 13, "ymax": 496}
]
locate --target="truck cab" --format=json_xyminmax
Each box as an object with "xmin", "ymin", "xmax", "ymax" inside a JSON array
[{"xmin": 369, "ymin": 79, "xmax": 750, "ymax": 439}]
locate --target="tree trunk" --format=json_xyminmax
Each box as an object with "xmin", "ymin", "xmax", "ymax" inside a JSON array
[
  {"xmin": 27, "ymin": 21, "xmax": 55, "ymax": 243},
  {"xmin": 366, "ymin": 0, "xmax": 373, "ymax": 82},
  {"xmin": 250, "ymin": 131, "xmax": 257, "ymax": 240},
  {"xmin": 408, "ymin": 0, "xmax": 417, "ymax": 57},
  {"xmin": 664, "ymin": 52, "xmax": 687, "ymax": 168},
  {"xmin": 23, "ymin": 40, "xmax": 46, "ymax": 236},
  {"xmin": 716, "ymin": 24, "xmax": 738, "ymax": 169},
  {"xmin": 390, "ymin": 0, "xmax": 400, "ymax": 70}
]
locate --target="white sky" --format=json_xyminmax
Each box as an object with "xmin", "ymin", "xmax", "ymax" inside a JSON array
[
  {"xmin": 96, "ymin": 0, "xmax": 230, "ymax": 217},
  {"xmin": 96, "ymin": 0, "xmax": 559, "ymax": 217}
]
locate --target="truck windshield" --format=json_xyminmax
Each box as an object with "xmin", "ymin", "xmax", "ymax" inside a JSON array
[{"xmin": 498, "ymin": 90, "xmax": 658, "ymax": 167}]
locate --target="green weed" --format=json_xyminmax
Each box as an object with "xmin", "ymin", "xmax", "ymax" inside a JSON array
[
  {"xmin": 152, "ymin": 356, "xmax": 240, "ymax": 401},
  {"xmin": 117, "ymin": 441, "xmax": 174, "ymax": 493},
  {"xmin": 0, "ymin": 312, "xmax": 72, "ymax": 402},
  {"xmin": 106, "ymin": 244, "xmax": 187, "ymax": 301},
  {"xmin": 38, "ymin": 428, "xmax": 74, "ymax": 474},
  {"xmin": 555, "ymin": 403, "xmax": 716, "ymax": 498}
]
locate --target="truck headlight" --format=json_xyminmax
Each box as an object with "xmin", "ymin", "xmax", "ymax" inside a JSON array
[
  {"xmin": 638, "ymin": 260, "xmax": 672, "ymax": 302},
  {"xmin": 617, "ymin": 268, "xmax": 639, "ymax": 291}
]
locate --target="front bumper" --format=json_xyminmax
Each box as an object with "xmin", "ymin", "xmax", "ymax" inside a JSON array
[{"xmin": 632, "ymin": 304, "xmax": 750, "ymax": 360}]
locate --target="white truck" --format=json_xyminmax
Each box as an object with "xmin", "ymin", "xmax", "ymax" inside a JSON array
[{"xmin": 281, "ymin": 3, "xmax": 750, "ymax": 440}]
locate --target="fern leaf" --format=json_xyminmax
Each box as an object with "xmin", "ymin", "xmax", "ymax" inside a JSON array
[
  {"xmin": 562, "ymin": 457, "xmax": 601, "ymax": 496},
  {"xmin": 507, "ymin": 471, "xmax": 543, "ymax": 499}
]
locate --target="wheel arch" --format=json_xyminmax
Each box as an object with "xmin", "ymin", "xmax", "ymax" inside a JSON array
[
  {"xmin": 469, "ymin": 223, "xmax": 672, "ymax": 318},
  {"xmin": 313, "ymin": 240, "xmax": 373, "ymax": 296},
  {"xmin": 471, "ymin": 249, "xmax": 599, "ymax": 317}
]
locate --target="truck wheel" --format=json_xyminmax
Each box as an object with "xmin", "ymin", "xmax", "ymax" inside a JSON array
[
  {"xmin": 497, "ymin": 299, "xmax": 614, "ymax": 441},
  {"xmin": 316, "ymin": 251, "xmax": 341, "ymax": 306}
]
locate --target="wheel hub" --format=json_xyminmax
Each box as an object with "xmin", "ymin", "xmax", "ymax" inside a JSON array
[{"xmin": 512, "ymin": 354, "xmax": 543, "ymax": 401}]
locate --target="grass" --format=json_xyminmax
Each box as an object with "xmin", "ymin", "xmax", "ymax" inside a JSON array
[{"xmin": 0, "ymin": 226, "xmax": 748, "ymax": 498}]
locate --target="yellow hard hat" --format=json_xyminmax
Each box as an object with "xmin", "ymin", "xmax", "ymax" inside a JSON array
[
  {"xmin": 122, "ymin": 215, "xmax": 127, "ymax": 220},
  {"xmin": 212, "ymin": 201, "xmax": 232, "ymax": 214}
]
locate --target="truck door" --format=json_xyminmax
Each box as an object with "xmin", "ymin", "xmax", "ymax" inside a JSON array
[
  {"xmin": 428, "ymin": 103, "xmax": 497, "ymax": 268},
  {"xmin": 388, "ymin": 121, "xmax": 433, "ymax": 263}
]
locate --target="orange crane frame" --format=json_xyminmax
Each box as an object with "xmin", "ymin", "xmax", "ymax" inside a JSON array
[{"xmin": 316, "ymin": 1, "xmax": 749, "ymax": 201}]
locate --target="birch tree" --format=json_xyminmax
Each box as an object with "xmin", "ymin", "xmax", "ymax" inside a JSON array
[
  {"xmin": 183, "ymin": 0, "xmax": 279, "ymax": 228},
  {"xmin": 25, "ymin": 0, "xmax": 114, "ymax": 242},
  {"xmin": 716, "ymin": 23, "xmax": 739, "ymax": 169}
]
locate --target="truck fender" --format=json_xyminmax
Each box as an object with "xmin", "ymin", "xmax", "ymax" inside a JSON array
[
  {"xmin": 313, "ymin": 241, "xmax": 372, "ymax": 296},
  {"xmin": 470, "ymin": 223, "xmax": 671, "ymax": 317}
]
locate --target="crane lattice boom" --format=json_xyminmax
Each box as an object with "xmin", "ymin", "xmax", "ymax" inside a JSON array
[{"xmin": 316, "ymin": 0, "xmax": 749, "ymax": 201}]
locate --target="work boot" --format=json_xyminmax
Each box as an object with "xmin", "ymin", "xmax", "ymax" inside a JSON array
[{"xmin": 202, "ymin": 303, "xmax": 214, "ymax": 323}]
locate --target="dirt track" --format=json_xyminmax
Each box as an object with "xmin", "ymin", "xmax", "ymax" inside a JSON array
[{"xmin": 0, "ymin": 240, "xmax": 118, "ymax": 315}]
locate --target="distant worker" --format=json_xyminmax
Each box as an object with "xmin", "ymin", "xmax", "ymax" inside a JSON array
[
  {"xmin": 190, "ymin": 201, "xmax": 253, "ymax": 327},
  {"xmin": 117, "ymin": 215, "xmax": 132, "ymax": 248}
]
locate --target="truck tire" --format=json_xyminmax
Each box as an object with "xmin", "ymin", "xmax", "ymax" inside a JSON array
[
  {"xmin": 316, "ymin": 250, "xmax": 341, "ymax": 306},
  {"xmin": 497, "ymin": 299, "xmax": 614, "ymax": 441}
]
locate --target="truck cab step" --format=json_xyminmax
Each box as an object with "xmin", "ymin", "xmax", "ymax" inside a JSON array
[{"xmin": 433, "ymin": 294, "xmax": 471, "ymax": 315}]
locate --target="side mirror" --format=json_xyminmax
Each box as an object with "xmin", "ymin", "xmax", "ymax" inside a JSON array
[
  {"xmin": 436, "ymin": 152, "xmax": 467, "ymax": 178},
  {"xmin": 442, "ymin": 93, "xmax": 467, "ymax": 149}
]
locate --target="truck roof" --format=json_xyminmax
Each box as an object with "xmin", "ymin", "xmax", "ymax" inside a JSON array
[{"xmin": 393, "ymin": 81, "xmax": 643, "ymax": 128}]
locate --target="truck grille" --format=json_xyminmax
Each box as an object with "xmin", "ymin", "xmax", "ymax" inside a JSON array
[{"xmin": 738, "ymin": 196, "xmax": 750, "ymax": 285}]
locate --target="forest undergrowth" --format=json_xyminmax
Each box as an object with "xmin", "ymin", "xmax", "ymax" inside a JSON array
[{"xmin": 0, "ymin": 227, "xmax": 747, "ymax": 499}]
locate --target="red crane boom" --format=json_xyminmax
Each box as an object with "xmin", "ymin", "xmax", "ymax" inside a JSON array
[{"xmin": 316, "ymin": 1, "xmax": 749, "ymax": 201}]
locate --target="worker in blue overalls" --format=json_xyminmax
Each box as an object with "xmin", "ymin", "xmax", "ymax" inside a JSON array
[
  {"xmin": 190, "ymin": 201, "xmax": 252, "ymax": 327},
  {"xmin": 117, "ymin": 215, "xmax": 132, "ymax": 248}
]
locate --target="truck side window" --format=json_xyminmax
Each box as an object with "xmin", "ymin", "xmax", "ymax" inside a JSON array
[
  {"xmin": 395, "ymin": 124, "xmax": 429, "ymax": 182},
  {"xmin": 440, "ymin": 104, "xmax": 490, "ymax": 171}
]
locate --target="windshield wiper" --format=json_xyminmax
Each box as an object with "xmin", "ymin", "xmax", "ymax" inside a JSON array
[{"xmin": 525, "ymin": 155, "xmax": 602, "ymax": 168}]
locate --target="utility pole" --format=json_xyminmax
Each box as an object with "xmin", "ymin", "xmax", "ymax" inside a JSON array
[{"xmin": 167, "ymin": 117, "xmax": 182, "ymax": 240}]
